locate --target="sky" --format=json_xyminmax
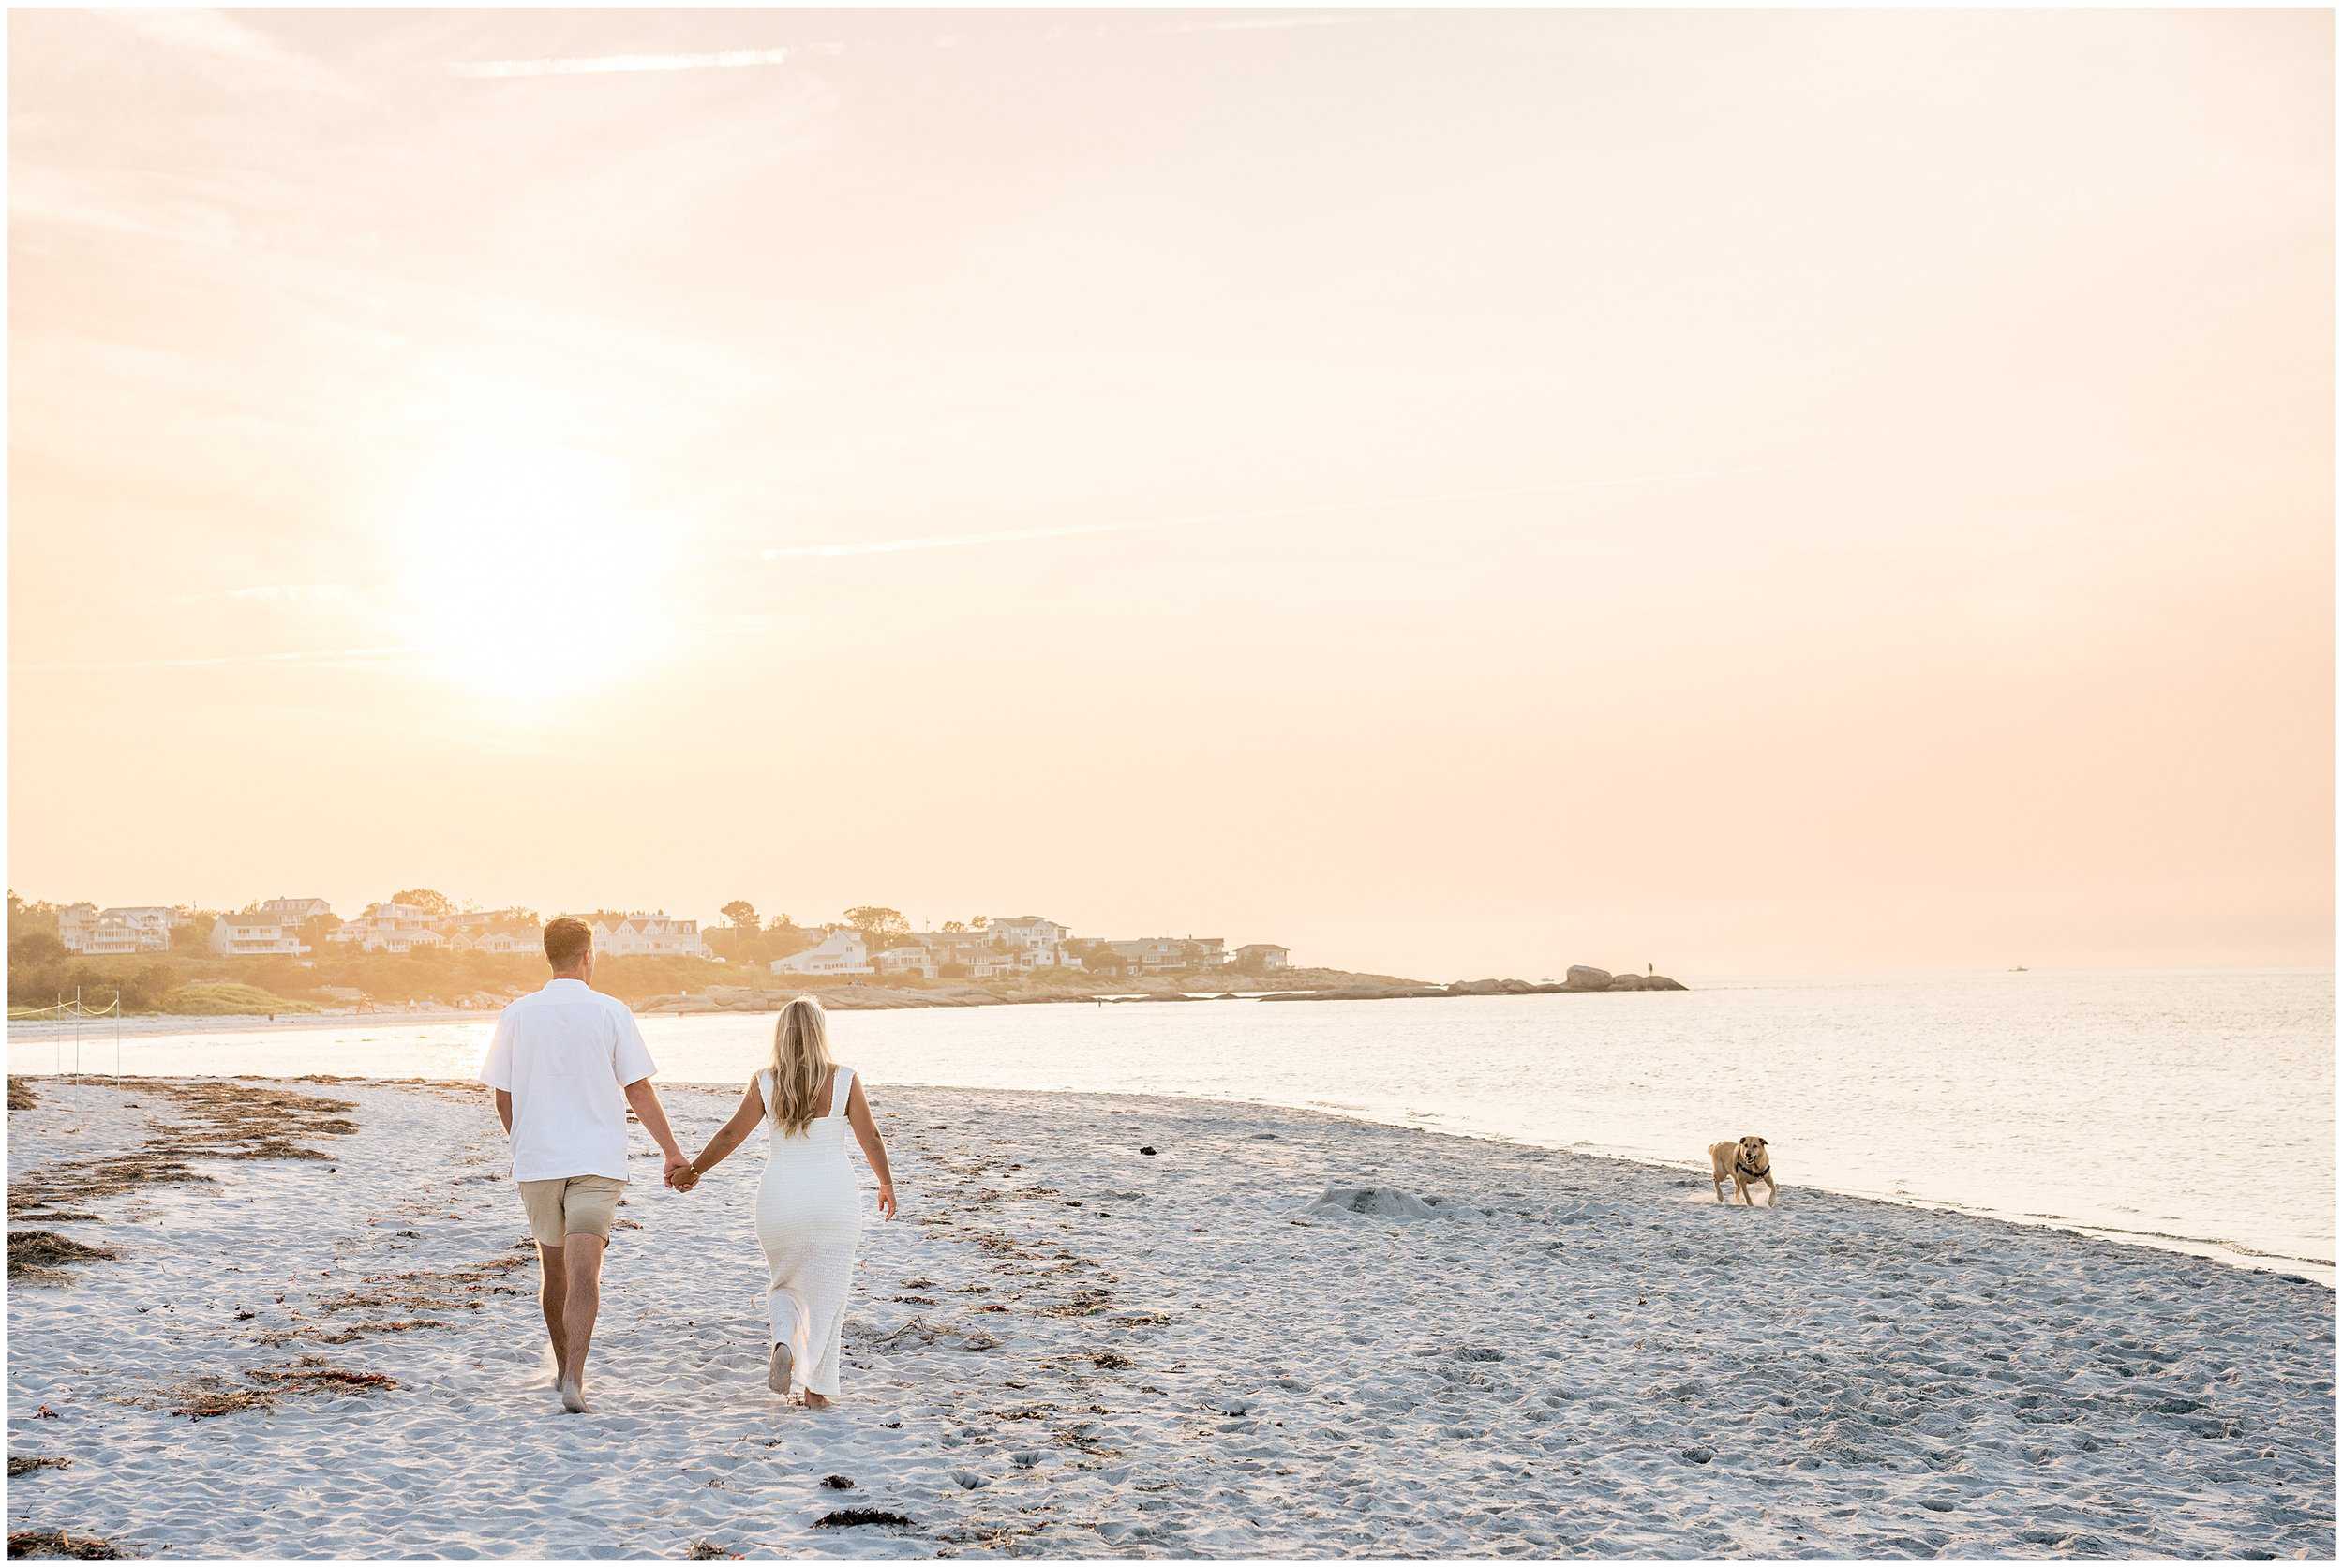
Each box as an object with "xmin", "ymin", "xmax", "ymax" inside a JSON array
[{"xmin": 7, "ymin": 9, "xmax": 2333, "ymax": 980}]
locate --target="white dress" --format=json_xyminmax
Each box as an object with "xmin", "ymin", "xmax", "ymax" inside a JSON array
[{"xmin": 754, "ymin": 1065, "xmax": 864, "ymax": 1397}]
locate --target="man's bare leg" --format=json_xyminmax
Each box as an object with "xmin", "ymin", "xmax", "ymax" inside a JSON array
[
  {"xmin": 558, "ymin": 1233, "xmax": 607, "ymax": 1412},
  {"xmin": 536, "ymin": 1242, "xmax": 569, "ymax": 1387}
]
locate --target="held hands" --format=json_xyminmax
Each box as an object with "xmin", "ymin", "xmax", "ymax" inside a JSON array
[{"xmin": 664, "ymin": 1152, "xmax": 698, "ymax": 1193}]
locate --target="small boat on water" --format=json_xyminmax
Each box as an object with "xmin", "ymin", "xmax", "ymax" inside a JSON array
[{"xmin": 2008, "ymin": 965, "xmax": 2029, "ymax": 972}]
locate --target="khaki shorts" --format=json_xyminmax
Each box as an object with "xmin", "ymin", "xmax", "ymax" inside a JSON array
[{"xmin": 518, "ymin": 1175, "xmax": 625, "ymax": 1246}]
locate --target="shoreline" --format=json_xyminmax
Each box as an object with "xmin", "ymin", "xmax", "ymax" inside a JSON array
[
  {"xmin": 7, "ymin": 1074, "xmax": 2332, "ymax": 1558},
  {"xmin": 6, "ymin": 1049, "xmax": 2329, "ymax": 1285}
]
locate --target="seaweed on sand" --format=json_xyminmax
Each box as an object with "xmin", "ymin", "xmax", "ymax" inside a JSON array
[
  {"xmin": 8, "ymin": 1231, "xmax": 118, "ymax": 1283},
  {"xmin": 6, "ymin": 1531, "xmax": 127, "ymax": 1560},
  {"xmin": 6, "ymin": 1458, "xmax": 72, "ymax": 1478},
  {"xmin": 9, "ymin": 1081, "xmax": 359, "ymax": 1222},
  {"xmin": 169, "ymin": 1357, "xmax": 396, "ymax": 1419},
  {"xmin": 813, "ymin": 1510, "xmax": 916, "ymax": 1531}
]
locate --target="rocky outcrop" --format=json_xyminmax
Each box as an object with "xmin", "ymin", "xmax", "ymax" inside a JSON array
[{"xmin": 1564, "ymin": 965, "xmax": 1614, "ymax": 991}]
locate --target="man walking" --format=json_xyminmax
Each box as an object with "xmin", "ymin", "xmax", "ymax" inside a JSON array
[{"xmin": 481, "ymin": 917, "xmax": 688, "ymax": 1412}]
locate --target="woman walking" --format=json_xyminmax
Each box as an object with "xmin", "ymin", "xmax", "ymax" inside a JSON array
[{"xmin": 674, "ymin": 995, "xmax": 898, "ymax": 1406}]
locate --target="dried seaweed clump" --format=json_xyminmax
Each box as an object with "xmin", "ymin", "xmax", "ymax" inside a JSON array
[
  {"xmin": 6, "ymin": 1530, "xmax": 127, "ymax": 1560},
  {"xmin": 8, "ymin": 1232, "xmax": 118, "ymax": 1283},
  {"xmin": 10, "ymin": 1081, "xmax": 360, "ymax": 1222},
  {"xmin": 170, "ymin": 1357, "xmax": 396, "ymax": 1419}
]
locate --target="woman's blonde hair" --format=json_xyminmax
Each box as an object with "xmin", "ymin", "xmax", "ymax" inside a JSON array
[{"xmin": 766, "ymin": 995, "xmax": 836, "ymax": 1135}]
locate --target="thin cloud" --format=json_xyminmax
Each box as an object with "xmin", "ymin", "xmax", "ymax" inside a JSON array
[
  {"xmin": 20, "ymin": 644, "xmax": 420, "ymax": 674},
  {"xmin": 172, "ymin": 583, "xmax": 359, "ymax": 606},
  {"xmin": 452, "ymin": 47, "xmax": 791, "ymax": 80},
  {"xmin": 763, "ymin": 520, "xmax": 1155, "ymax": 560},
  {"xmin": 1164, "ymin": 15, "xmax": 1373, "ymax": 33},
  {"xmin": 761, "ymin": 469, "xmax": 1760, "ymax": 561}
]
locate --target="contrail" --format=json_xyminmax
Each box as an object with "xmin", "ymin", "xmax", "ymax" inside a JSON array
[
  {"xmin": 452, "ymin": 47, "xmax": 790, "ymax": 80},
  {"xmin": 760, "ymin": 468, "xmax": 1759, "ymax": 561}
]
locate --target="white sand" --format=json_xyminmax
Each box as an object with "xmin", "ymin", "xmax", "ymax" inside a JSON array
[{"xmin": 6, "ymin": 1076, "xmax": 2334, "ymax": 1558}]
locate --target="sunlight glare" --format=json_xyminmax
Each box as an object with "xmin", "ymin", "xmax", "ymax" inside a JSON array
[{"xmin": 390, "ymin": 441, "xmax": 680, "ymax": 709}]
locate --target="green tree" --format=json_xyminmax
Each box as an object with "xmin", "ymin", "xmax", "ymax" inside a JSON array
[
  {"xmin": 843, "ymin": 906, "xmax": 909, "ymax": 945},
  {"xmin": 392, "ymin": 889, "xmax": 455, "ymax": 917},
  {"xmin": 721, "ymin": 900, "xmax": 759, "ymax": 932},
  {"xmin": 10, "ymin": 932, "xmax": 65, "ymax": 965},
  {"xmin": 8, "ymin": 891, "xmax": 59, "ymax": 943},
  {"xmin": 941, "ymin": 920, "xmax": 968, "ymax": 933}
]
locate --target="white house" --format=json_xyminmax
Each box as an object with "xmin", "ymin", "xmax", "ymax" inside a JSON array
[
  {"xmin": 210, "ymin": 915, "xmax": 310, "ymax": 957},
  {"xmin": 437, "ymin": 908, "xmax": 541, "ymax": 954},
  {"xmin": 332, "ymin": 902, "xmax": 448, "ymax": 953},
  {"xmin": 1107, "ymin": 937, "xmax": 1227, "ymax": 973},
  {"xmin": 1230, "ymin": 943, "xmax": 1291, "ymax": 972},
  {"xmin": 771, "ymin": 929, "xmax": 873, "ymax": 976},
  {"xmin": 568, "ymin": 913, "xmax": 711, "ymax": 959},
  {"xmin": 985, "ymin": 916, "xmax": 1077, "ymax": 968},
  {"xmin": 59, "ymin": 903, "xmax": 179, "ymax": 954},
  {"xmin": 875, "ymin": 930, "xmax": 1046, "ymax": 980},
  {"xmin": 455, "ymin": 929, "xmax": 538, "ymax": 955},
  {"xmin": 873, "ymin": 945, "xmax": 938, "ymax": 979},
  {"xmin": 257, "ymin": 897, "xmax": 332, "ymax": 924}
]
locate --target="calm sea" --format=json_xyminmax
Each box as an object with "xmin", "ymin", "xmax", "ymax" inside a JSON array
[{"xmin": 11, "ymin": 969, "xmax": 2332, "ymax": 1281}]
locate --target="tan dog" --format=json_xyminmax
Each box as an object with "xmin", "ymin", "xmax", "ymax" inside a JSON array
[{"xmin": 1708, "ymin": 1135, "xmax": 1778, "ymax": 1205}]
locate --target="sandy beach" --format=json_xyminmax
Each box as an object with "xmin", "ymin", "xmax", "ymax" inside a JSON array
[{"xmin": 6, "ymin": 1075, "xmax": 2334, "ymax": 1559}]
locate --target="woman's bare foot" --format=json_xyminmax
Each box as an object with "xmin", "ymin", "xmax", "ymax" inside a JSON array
[
  {"xmin": 767, "ymin": 1343, "xmax": 793, "ymax": 1396},
  {"xmin": 558, "ymin": 1377, "xmax": 589, "ymax": 1413}
]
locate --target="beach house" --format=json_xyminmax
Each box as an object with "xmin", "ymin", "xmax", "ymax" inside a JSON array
[
  {"xmin": 58, "ymin": 904, "xmax": 181, "ymax": 954},
  {"xmin": 566, "ymin": 912, "xmax": 711, "ymax": 959},
  {"xmin": 985, "ymin": 916, "xmax": 1078, "ymax": 969},
  {"xmin": 437, "ymin": 909, "xmax": 542, "ymax": 954},
  {"xmin": 331, "ymin": 902, "xmax": 448, "ymax": 953},
  {"xmin": 257, "ymin": 897, "xmax": 333, "ymax": 924},
  {"xmin": 770, "ymin": 928, "xmax": 873, "ymax": 976},
  {"xmin": 1231, "ymin": 943, "xmax": 1292, "ymax": 972},
  {"xmin": 1107, "ymin": 936, "xmax": 1227, "ymax": 973},
  {"xmin": 209, "ymin": 914, "xmax": 311, "ymax": 957}
]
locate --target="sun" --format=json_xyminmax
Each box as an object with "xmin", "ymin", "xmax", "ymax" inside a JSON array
[{"xmin": 387, "ymin": 440, "xmax": 681, "ymax": 710}]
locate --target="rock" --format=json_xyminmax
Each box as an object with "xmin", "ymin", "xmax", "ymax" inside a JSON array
[
  {"xmin": 1564, "ymin": 965, "xmax": 1613, "ymax": 991},
  {"xmin": 1646, "ymin": 975, "xmax": 1688, "ymax": 991},
  {"xmin": 1608, "ymin": 974, "xmax": 1649, "ymax": 991},
  {"xmin": 1139, "ymin": 1146, "xmax": 1157, "ymax": 1157},
  {"xmin": 821, "ymin": 1475, "xmax": 854, "ymax": 1490}
]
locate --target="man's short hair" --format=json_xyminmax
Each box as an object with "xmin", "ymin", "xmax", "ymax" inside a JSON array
[{"xmin": 543, "ymin": 918, "xmax": 593, "ymax": 970}]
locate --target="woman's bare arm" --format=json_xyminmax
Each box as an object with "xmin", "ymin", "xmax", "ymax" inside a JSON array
[
  {"xmin": 676, "ymin": 1082, "xmax": 764, "ymax": 1191},
  {"xmin": 844, "ymin": 1077, "xmax": 898, "ymax": 1218}
]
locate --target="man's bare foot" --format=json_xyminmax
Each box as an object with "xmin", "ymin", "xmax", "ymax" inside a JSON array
[
  {"xmin": 558, "ymin": 1378, "xmax": 589, "ymax": 1414},
  {"xmin": 804, "ymin": 1390, "xmax": 831, "ymax": 1410}
]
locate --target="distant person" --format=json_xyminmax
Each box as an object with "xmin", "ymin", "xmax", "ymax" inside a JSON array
[
  {"xmin": 480, "ymin": 916, "xmax": 689, "ymax": 1413},
  {"xmin": 671, "ymin": 994, "xmax": 898, "ymax": 1408}
]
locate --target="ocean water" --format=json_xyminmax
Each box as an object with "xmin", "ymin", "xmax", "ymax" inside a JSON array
[{"xmin": 10, "ymin": 969, "xmax": 2332, "ymax": 1280}]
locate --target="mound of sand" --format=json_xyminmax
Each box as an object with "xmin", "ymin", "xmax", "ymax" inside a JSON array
[{"xmin": 1305, "ymin": 1186, "xmax": 1486, "ymax": 1220}]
